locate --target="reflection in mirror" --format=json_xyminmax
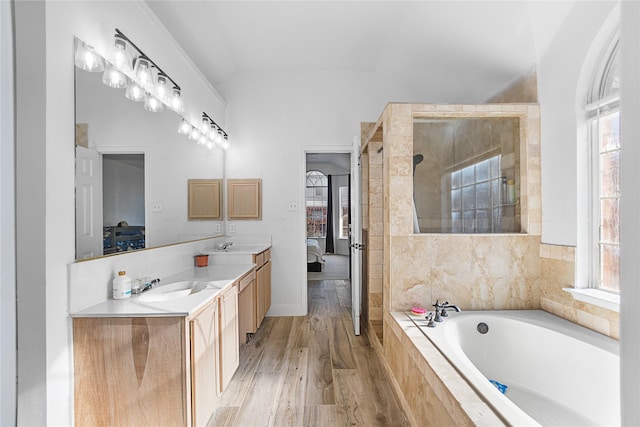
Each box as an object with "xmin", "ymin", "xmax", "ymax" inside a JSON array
[
  {"xmin": 74, "ymin": 38, "xmax": 224, "ymax": 260},
  {"xmin": 412, "ymin": 117, "xmax": 520, "ymax": 233}
]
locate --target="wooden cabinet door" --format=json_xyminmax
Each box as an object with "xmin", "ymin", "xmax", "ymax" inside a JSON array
[
  {"xmin": 190, "ymin": 302, "xmax": 219, "ymax": 427},
  {"xmin": 73, "ymin": 317, "xmax": 187, "ymax": 427},
  {"xmin": 238, "ymin": 277, "xmax": 256, "ymax": 343},
  {"xmin": 227, "ymin": 179, "xmax": 262, "ymax": 220},
  {"xmin": 263, "ymin": 260, "xmax": 272, "ymax": 317},
  {"xmin": 255, "ymin": 265, "xmax": 265, "ymax": 329},
  {"xmin": 219, "ymin": 285, "xmax": 239, "ymax": 392}
]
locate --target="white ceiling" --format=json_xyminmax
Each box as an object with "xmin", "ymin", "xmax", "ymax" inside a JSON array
[{"xmin": 146, "ymin": 1, "xmax": 575, "ymax": 101}]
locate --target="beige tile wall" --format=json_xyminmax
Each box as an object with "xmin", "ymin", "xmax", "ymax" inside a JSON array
[
  {"xmin": 539, "ymin": 243, "xmax": 619, "ymax": 339},
  {"xmin": 381, "ymin": 103, "xmax": 542, "ymax": 314},
  {"xmin": 362, "ymin": 122, "xmax": 384, "ymax": 323}
]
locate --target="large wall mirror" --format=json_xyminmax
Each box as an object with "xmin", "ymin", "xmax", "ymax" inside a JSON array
[
  {"xmin": 412, "ymin": 117, "xmax": 521, "ymax": 234},
  {"xmin": 74, "ymin": 37, "xmax": 224, "ymax": 260}
]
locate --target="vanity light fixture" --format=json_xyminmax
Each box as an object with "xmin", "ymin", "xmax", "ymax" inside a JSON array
[
  {"xmin": 144, "ymin": 94, "xmax": 164, "ymax": 113},
  {"xmin": 155, "ymin": 73, "xmax": 170, "ymax": 102},
  {"xmin": 108, "ymin": 34, "xmax": 134, "ymax": 72},
  {"xmin": 199, "ymin": 112, "xmax": 229, "ymax": 149},
  {"xmin": 74, "ymin": 39, "xmax": 105, "ymax": 72},
  {"xmin": 133, "ymin": 57, "xmax": 154, "ymax": 89},
  {"xmin": 188, "ymin": 127, "xmax": 201, "ymax": 141},
  {"xmin": 110, "ymin": 29, "xmax": 183, "ymax": 110},
  {"xmin": 125, "ymin": 82, "xmax": 146, "ymax": 102},
  {"xmin": 102, "ymin": 65, "xmax": 129, "ymax": 89},
  {"xmin": 168, "ymin": 88, "xmax": 184, "ymax": 113},
  {"xmin": 178, "ymin": 118, "xmax": 192, "ymax": 135}
]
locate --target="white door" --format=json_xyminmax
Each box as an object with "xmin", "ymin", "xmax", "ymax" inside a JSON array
[
  {"xmin": 350, "ymin": 138, "xmax": 363, "ymax": 336},
  {"xmin": 75, "ymin": 146, "xmax": 103, "ymax": 259}
]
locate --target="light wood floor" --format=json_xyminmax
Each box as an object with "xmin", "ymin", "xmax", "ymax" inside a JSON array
[{"xmin": 208, "ymin": 279, "xmax": 409, "ymax": 426}]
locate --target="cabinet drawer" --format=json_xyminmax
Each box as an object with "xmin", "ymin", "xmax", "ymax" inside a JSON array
[
  {"xmin": 238, "ymin": 269, "xmax": 255, "ymax": 291},
  {"xmin": 262, "ymin": 248, "xmax": 271, "ymax": 263},
  {"xmin": 253, "ymin": 252, "xmax": 264, "ymax": 268}
]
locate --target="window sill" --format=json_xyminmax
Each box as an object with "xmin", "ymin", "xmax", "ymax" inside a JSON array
[{"xmin": 562, "ymin": 288, "xmax": 620, "ymax": 313}]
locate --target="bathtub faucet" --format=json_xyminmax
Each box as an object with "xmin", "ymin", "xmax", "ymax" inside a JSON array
[
  {"xmin": 440, "ymin": 304, "xmax": 462, "ymax": 318},
  {"xmin": 432, "ymin": 300, "xmax": 461, "ymax": 321}
]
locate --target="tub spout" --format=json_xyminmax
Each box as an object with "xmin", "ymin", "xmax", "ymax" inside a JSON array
[{"xmin": 441, "ymin": 304, "xmax": 461, "ymax": 317}]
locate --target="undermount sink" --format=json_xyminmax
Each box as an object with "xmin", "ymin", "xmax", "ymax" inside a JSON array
[
  {"xmin": 138, "ymin": 280, "xmax": 230, "ymax": 302},
  {"xmin": 214, "ymin": 244, "xmax": 266, "ymax": 253}
]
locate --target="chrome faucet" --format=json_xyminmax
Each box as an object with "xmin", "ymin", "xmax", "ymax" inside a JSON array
[
  {"xmin": 132, "ymin": 278, "xmax": 160, "ymax": 294},
  {"xmin": 220, "ymin": 241, "xmax": 233, "ymax": 251}
]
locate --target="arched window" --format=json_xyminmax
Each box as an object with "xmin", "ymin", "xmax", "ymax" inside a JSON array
[
  {"xmin": 586, "ymin": 33, "xmax": 620, "ymax": 292},
  {"xmin": 306, "ymin": 171, "xmax": 328, "ymax": 237}
]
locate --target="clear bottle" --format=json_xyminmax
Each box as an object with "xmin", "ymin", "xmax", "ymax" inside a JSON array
[{"xmin": 113, "ymin": 269, "xmax": 132, "ymax": 299}]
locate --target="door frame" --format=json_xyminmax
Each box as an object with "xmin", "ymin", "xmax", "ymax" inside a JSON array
[
  {"xmin": 96, "ymin": 145, "xmax": 150, "ymax": 245},
  {"xmin": 300, "ymin": 145, "xmax": 359, "ymax": 316}
]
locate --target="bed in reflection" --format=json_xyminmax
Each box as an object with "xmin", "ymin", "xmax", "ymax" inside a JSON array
[{"xmin": 103, "ymin": 225, "xmax": 145, "ymax": 255}]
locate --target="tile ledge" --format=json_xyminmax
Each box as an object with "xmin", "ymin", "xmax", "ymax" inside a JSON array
[{"xmin": 563, "ymin": 288, "xmax": 620, "ymax": 313}]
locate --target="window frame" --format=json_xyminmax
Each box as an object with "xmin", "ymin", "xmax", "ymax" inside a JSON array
[
  {"xmin": 586, "ymin": 34, "xmax": 620, "ymax": 294},
  {"xmin": 568, "ymin": 30, "xmax": 621, "ymax": 311},
  {"xmin": 305, "ymin": 170, "xmax": 328, "ymax": 238}
]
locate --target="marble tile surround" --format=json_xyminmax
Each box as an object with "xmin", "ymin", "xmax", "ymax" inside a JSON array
[
  {"xmin": 378, "ymin": 103, "xmax": 542, "ymax": 314},
  {"xmin": 539, "ymin": 243, "xmax": 619, "ymax": 339},
  {"xmin": 390, "ymin": 234, "xmax": 541, "ymax": 311}
]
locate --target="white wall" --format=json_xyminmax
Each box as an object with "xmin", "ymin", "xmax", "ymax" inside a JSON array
[
  {"xmin": 620, "ymin": 1, "xmax": 640, "ymax": 424},
  {"xmin": 0, "ymin": 1, "xmax": 16, "ymax": 425},
  {"xmin": 537, "ymin": 1, "xmax": 618, "ymax": 245},
  {"xmin": 14, "ymin": 1, "xmax": 227, "ymax": 424}
]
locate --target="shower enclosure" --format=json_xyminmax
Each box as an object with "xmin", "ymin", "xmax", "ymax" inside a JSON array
[{"xmin": 413, "ymin": 117, "xmax": 521, "ymax": 233}]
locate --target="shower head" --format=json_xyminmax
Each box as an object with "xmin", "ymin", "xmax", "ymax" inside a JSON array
[{"xmin": 413, "ymin": 154, "xmax": 424, "ymax": 175}]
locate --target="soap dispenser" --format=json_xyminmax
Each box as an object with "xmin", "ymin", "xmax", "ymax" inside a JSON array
[{"xmin": 113, "ymin": 269, "xmax": 132, "ymax": 299}]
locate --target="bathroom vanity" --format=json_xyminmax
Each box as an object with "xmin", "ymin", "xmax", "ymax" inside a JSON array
[
  {"xmin": 71, "ymin": 264, "xmax": 254, "ymax": 427},
  {"xmin": 208, "ymin": 245, "xmax": 272, "ymax": 343}
]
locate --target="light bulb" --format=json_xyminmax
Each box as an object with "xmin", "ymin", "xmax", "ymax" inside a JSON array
[
  {"xmin": 144, "ymin": 94, "xmax": 164, "ymax": 112},
  {"xmin": 102, "ymin": 65, "xmax": 129, "ymax": 89},
  {"xmin": 134, "ymin": 57, "xmax": 153, "ymax": 89},
  {"xmin": 125, "ymin": 82, "xmax": 146, "ymax": 102},
  {"xmin": 209, "ymin": 125, "xmax": 218, "ymax": 140},
  {"xmin": 178, "ymin": 119, "xmax": 191, "ymax": 135},
  {"xmin": 189, "ymin": 128, "xmax": 201, "ymax": 141},
  {"xmin": 109, "ymin": 37, "xmax": 133, "ymax": 72},
  {"xmin": 155, "ymin": 74, "xmax": 169, "ymax": 102},
  {"xmin": 216, "ymin": 129, "xmax": 224, "ymax": 145},
  {"xmin": 198, "ymin": 134, "xmax": 208, "ymax": 145},
  {"xmin": 200, "ymin": 118, "xmax": 211, "ymax": 134},
  {"xmin": 221, "ymin": 135, "xmax": 230, "ymax": 150},
  {"xmin": 207, "ymin": 141, "xmax": 214, "ymax": 150},
  {"xmin": 74, "ymin": 40, "xmax": 105, "ymax": 72},
  {"xmin": 168, "ymin": 88, "xmax": 184, "ymax": 113}
]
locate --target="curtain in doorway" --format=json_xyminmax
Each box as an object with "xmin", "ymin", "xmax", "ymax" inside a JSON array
[{"xmin": 325, "ymin": 174, "xmax": 334, "ymax": 253}]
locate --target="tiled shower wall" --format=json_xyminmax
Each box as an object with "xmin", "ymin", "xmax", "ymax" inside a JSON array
[{"xmin": 361, "ymin": 123, "xmax": 383, "ymax": 323}]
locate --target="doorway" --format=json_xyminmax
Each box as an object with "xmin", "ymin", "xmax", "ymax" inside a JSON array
[{"xmin": 303, "ymin": 147, "xmax": 363, "ymax": 335}]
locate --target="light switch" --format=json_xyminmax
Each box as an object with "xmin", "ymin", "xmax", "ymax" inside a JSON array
[
  {"xmin": 229, "ymin": 223, "xmax": 236, "ymax": 233},
  {"xmin": 214, "ymin": 223, "xmax": 221, "ymax": 233}
]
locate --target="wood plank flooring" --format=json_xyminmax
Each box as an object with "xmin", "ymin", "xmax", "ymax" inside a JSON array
[{"xmin": 208, "ymin": 279, "xmax": 409, "ymax": 427}]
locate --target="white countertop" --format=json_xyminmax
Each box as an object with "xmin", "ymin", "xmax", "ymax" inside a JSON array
[
  {"xmin": 206, "ymin": 243, "xmax": 271, "ymax": 255},
  {"xmin": 71, "ymin": 264, "xmax": 255, "ymax": 318}
]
